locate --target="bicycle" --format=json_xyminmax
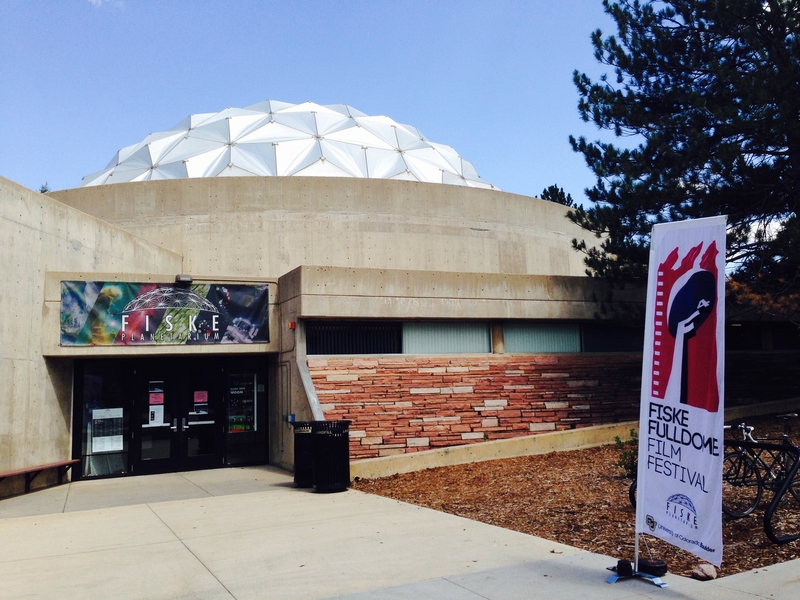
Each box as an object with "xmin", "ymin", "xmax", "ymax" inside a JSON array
[{"xmin": 722, "ymin": 413, "xmax": 800, "ymax": 518}]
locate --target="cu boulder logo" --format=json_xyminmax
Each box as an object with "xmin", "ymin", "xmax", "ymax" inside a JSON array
[{"xmin": 646, "ymin": 514, "xmax": 657, "ymax": 532}]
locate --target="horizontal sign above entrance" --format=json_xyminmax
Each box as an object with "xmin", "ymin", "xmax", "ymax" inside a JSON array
[{"xmin": 60, "ymin": 281, "xmax": 270, "ymax": 346}]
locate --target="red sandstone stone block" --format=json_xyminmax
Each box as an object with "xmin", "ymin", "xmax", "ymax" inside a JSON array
[
  {"xmin": 378, "ymin": 448, "xmax": 406, "ymax": 457},
  {"xmin": 450, "ymin": 424, "xmax": 472, "ymax": 433},
  {"xmin": 499, "ymin": 410, "xmax": 522, "ymax": 418},
  {"xmin": 488, "ymin": 432, "xmax": 518, "ymax": 440},
  {"xmin": 394, "ymin": 427, "xmax": 423, "ymax": 434}
]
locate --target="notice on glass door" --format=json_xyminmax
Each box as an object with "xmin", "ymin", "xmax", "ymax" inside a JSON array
[
  {"xmin": 149, "ymin": 405, "xmax": 164, "ymax": 426},
  {"xmin": 193, "ymin": 390, "xmax": 208, "ymax": 414},
  {"xmin": 149, "ymin": 380, "xmax": 164, "ymax": 405},
  {"xmin": 228, "ymin": 375, "xmax": 256, "ymax": 433},
  {"xmin": 91, "ymin": 408, "xmax": 124, "ymax": 453}
]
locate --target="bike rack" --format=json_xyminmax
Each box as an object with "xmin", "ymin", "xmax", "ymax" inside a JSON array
[{"xmin": 724, "ymin": 439, "xmax": 800, "ymax": 545}]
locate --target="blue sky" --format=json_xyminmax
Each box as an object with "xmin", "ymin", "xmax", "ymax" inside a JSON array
[{"xmin": 1, "ymin": 0, "xmax": 617, "ymax": 200}]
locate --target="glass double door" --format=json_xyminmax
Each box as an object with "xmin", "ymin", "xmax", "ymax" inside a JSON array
[
  {"xmin": 76, "ymin": 356, "xmax": 267, "ymax": 479},
  {"xmin": 135, "ymin": 357, "xmax": 224, "ymax": 474}
]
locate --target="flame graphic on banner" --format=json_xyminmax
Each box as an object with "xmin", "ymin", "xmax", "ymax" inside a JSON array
[{"xmin": 650, "ymin": 241, "xmax": 720, "ymax": 412}]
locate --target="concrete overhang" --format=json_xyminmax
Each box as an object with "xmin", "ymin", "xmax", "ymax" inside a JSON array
[{"xmin": 278, "ymin": 266, "xmax": 645, "ymax": 321}]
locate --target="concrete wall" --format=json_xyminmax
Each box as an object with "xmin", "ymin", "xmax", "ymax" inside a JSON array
[
  {"xmin": 0, "ymin": 176, "xmax": 183, "ymax": 475},
  {"xmin": 50, "ymin": 177, "xmax": 590, "ymax": 280}
]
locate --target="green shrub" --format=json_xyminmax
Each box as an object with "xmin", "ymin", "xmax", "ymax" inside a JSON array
[{"xmin": 614, "ymin": 429, "xmax": 638, "ymax": 479}]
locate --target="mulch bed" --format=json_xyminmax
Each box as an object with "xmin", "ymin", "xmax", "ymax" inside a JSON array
[{"xmin": 352, "ymin": 414, "xmax": 800, "ymax": 578}]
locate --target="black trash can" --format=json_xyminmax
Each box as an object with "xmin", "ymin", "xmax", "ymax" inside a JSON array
[
  {"xmin": 292, "ymin": 421, "xmax": 318, "ymax": 488},
  {"xmin": 312, "ymin": 420, "xmax": 352, "ymax": 493}
]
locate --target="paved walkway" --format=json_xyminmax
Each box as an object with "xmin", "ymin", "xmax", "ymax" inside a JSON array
[{"xmin": 0, "ymin": 467, "xmax": 797, "ymax": 599}]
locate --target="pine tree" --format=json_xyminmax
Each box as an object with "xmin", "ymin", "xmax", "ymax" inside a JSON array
[{"xmin": 570, "ymin": 0, "xmax": 800, "ymax": 319}]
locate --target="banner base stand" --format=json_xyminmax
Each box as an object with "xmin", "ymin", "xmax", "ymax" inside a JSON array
[{"xmin": 606, "ymin": 566, "xmax": 668, "ymax": 588}]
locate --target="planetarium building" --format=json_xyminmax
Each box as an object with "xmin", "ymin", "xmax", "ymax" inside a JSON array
[{"xmin": 1, "ymin": 101, "xmax": 794, "ymax": 494}]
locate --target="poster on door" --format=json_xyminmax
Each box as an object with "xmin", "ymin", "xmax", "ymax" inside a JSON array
[
  {"xmin": 91, "ymin": 408, "xmax": 124, "ymax": 453},
  {"xmin": 228, "ymin": 375, "xmax": 256, "ymax": 433},
  {"xmin": 60, "ymin": 282, "xmax": 270, "ymax": 346},
  {"xmin": 194, "ymin": 391, "xmax": 209, "ymax": 415},
  {"xmin": 148, "ymin": 405, "xmax": 164, "ymax": 426},
  {"xmin": 635, "ymin": 216, "xmax": 726, "ymax": 566}
]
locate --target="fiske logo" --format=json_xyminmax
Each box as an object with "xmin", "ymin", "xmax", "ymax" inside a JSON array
[{"xmin": 666, "ymin": 493, "xmax": 698, "ymax": 529}]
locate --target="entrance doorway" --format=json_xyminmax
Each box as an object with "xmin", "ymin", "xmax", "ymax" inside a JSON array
[
  {"xmin": 74, "ymin": 356, "xmax": 267, "ymax": 478},
  {"xmin": 135, "ymin": 358, "xmax": 223, "ymax": 473}
]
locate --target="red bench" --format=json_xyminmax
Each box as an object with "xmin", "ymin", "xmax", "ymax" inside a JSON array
[{"xmin": 0, "ymin": 459, "xmax": 81, "ymax": 493}]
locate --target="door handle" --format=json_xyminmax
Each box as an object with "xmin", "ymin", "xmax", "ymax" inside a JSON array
[
  {"xmin": 182, "ymin": 417, "xmax": 188, "ymax": 432},
  {"xmin": 170, "ymin": 418, "xmax": 178, "ymax": 432}
]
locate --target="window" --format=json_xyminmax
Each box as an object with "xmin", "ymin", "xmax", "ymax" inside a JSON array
[
  {"xmin": 402, "ymin": 322, "xmax": 491, "ymax": 354},
  {"xmin": 306, "ymin": 321, "xmax": 402, "ymax": 355},
  {"xmin": 504, "ymin": 323, "xmax": 581, "ymax": 353}
]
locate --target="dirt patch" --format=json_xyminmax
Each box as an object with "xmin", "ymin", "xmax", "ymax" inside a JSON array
[{"xmin": 352, "ymin": 415, "xmax": 800, "ymax": 578}]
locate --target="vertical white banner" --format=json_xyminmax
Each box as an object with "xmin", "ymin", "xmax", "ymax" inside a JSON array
[{"xmin": 636, "ymin": 216, "xmax": 726, "ymax": 566}]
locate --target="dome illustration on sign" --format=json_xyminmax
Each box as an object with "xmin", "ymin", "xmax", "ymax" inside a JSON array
[
  {"xmin": 123, "ymin": 288, "xmax": 218, "ymax": 313},
  {"xmin": 666, "ymin": 493, "xmax": 697, "ymax": 515},
  {"xmin": 81, "ymin": 101, "xmax": 497, "ymax": 189}
]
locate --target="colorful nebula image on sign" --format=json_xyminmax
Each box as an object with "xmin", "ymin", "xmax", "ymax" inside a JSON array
[{"xmin": 60, "ymin": 281, "xmax": 270, "ymax": 346}]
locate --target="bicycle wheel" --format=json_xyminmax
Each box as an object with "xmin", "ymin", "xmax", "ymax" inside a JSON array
[
  {"xmin": 723, "ymin": 451, "xmax": 762, "ymax": 518},
  {"xmin": 781, "ymin": 452, "xmax": 800, "ymax": 503},
  {"xmin": 629, "ymin": 478, "xmax": 637, "ymax": 508}
]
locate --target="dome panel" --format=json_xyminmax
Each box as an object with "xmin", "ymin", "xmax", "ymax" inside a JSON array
[
  {"xmin": 80, "ymin": 101, "xmax": 497, "ymax": 189},
  {"xmin": 168, "ymin": 113, "xmax": 216, "ymax": 131},
  {"xmin": 272, "ymin": 112, "xmax": 318, "ymax": 136},
  {"xmin": 404, "ymin": 147, "xmax": 456, "ymax": 174},
  {"xmin": 366, "ymin": 148, "xmax": 407, "ymax": 179},
  {"xmin": 146, "ymin": 132, "xmax": 187, "ymax": 165},
  {"xmin": 237, "ymin": 120, "xmax": 309, "ymax": 144},
  {"xmin": 404, "ymin": 154, "xmax": 445, "ymax": 183},
  {"xmin": 245, "ymin": 100, "xmax": 294, "ymax": 114},
  {"xmin": 353, "ymin": 117, "xmax": 400, "ymax": 148},
  {"xmin": 314, "ymin": 113, "xmax": 355, "ymax": 136},
  {"xmin": 190, "ymin": 119, "xmax": 232, "ymax": 144},
  {"xmin": 149, "ymin": 162, "xmax": 189, "ymax": 180},
  {"xmin": 388, "ymin": 170, "xmax": 419, "ymax": 182},
  {"xmin": 320, "ymin": 140, "xmax": 368, "ymax": 178},
  {"xmin": 442, "ymin": 171, "xmax": 468, "ymax": 187},
  {"xmin": 105, "ymin": 167, "xmax": 151, "ymax": 184},
  {"xmin": 216, "ymin": 164, "xmax": 259, "ymax": 178},
  {"xmin": 228, "ymin": 114, "xmax": 274, "ymax": 141},
  {"xmin": 428, "ymin": 143, "xmax": 465, "ymax": 174},
  {"xmin": 232, "ymin": 143, "xmax": 277, "ymax": 177},
  {"xmin": 185, "ymin": 147, "xmax": 230, "ymax": 178},
  {"xmin": 323, "ymin": 124, "xmax": 395, "ymax": 150},
  {"xmin": 120, "ymin": 145, "xmax": 156, "ymax": 170},
  {"xmin": 159, "ymin": 137, "xmax": 223, "ymax": 164},
  {"xmin": 81, "ymin": 166, "xmax": 115, "ymax": 186},
  {"xmin": 293, "ymin": 159, "xmax": 353, "ymax": 178},
  {"xmin": 276, "ymin": 138, "xmax": 322, "ymax": 176}
]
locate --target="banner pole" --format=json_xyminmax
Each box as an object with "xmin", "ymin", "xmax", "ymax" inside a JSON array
[{"xmin": 608, "ymin": 216, "xmax": 727, "ymax": 588}]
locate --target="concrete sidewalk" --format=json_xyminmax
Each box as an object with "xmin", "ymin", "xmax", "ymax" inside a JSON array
[{"xmin": 0, "ymin": 467, "xmax": 796, "ymax": 599}]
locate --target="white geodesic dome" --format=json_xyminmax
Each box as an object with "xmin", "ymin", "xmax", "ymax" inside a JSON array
[{"xmin": 80, "ymin": 100, "xmax": 497, "ymax": 189}]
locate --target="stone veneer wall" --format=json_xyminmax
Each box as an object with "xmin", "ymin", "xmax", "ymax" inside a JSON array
[{"xmin": 308, "ymin": 354, "xmax": 642, "ymax": 459}]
